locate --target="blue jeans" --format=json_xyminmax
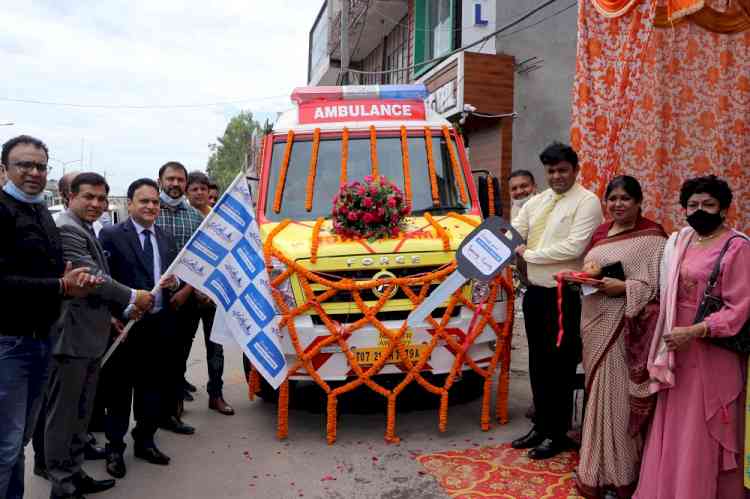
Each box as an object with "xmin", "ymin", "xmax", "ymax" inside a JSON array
[{"xmin": 0, "ymin": 336, "xmax": 52, "ymax": 499}]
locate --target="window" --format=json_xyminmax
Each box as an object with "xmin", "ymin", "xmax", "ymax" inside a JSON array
[
  {"xmin": 263, "ymin": 132, "xmax": 471, "ymax": 222},
  {"xmin": 384, "ymin": 16, "xmax": 409, "ymax": 84},
  {"xmin": 414, "ymin": 0, "xmax": 455, "ymax": 76}
]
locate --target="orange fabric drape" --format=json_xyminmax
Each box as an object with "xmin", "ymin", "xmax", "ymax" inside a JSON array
[
  {"xmin": 654, "ymin": 1, "xmax": 750, "ymax": 33},
  {"xmin": 572, "ymin": 0, "xmax": 750, "ymax": 235},
  {"xmin": 591, "ymin": 0, "xmax": 642, "ymax": 17}
]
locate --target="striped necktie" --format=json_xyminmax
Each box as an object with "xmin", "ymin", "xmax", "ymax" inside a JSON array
[{"xmin": 526, "ymin": 193, "xmax": 563, "ymax": 250}]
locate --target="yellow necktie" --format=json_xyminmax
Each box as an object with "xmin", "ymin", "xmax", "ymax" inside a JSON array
[{"xmin": 526, "ymin": 193, "xmax": 562, "ymax": 250}]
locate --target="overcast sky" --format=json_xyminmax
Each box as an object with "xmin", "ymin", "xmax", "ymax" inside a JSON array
[{"xmin": 1, "ymin": 1, "xmax": 322, "ymax": 194}]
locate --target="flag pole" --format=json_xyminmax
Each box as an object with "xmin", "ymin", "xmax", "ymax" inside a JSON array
[{"xmin": 101, "ymin": 172, "xmax": 250, "ymax": 366}]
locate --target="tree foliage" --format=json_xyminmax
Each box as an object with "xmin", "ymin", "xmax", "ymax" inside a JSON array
[{"xmin": 206, "ymin": 111, "xmax": 271, "ymax": 191}]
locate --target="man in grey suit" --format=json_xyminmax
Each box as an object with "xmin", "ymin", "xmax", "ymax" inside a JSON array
[{"xmin": 45, "ymin": 173, "xmax": 154, "ymax": 499}]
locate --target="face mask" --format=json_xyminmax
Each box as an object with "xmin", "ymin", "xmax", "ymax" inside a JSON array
[
  {"xmin": 160, "ymin": 190, "xmax": 185, "ymax": 208},
  {"xmin": 511, "ymin": 194, "xmax": 532, "ymax": 209},
  {"xmin": 3, "ymin": 181, "xmax": 46, "ymax": 204},
  {"xmin": 687, "ymin": 209, "xmax": 723, "ymax": 235}
]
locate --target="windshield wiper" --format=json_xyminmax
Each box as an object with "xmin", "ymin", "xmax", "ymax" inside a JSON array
[{"xmin": 410, "ymin": 206, "xmax": 468, "ymax": 216}]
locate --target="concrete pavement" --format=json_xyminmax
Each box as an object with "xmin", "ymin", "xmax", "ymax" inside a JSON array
[{"xmin": 25, "ymin": 318, "xmax": 532, "ymax": 499}]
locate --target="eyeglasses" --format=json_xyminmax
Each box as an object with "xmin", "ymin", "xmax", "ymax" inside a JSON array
[{"xmin": 10, "ymin": 161, "xmax": 48, "ymax": 173}]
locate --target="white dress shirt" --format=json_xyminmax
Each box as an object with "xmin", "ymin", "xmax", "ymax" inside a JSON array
[{"xmin": 512, "ymin": 183, "xmax": 603, "ymax": 287}]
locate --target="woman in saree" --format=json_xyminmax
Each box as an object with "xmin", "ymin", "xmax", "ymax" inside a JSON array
[
  {"xmin": 634, "ymin": 175, "xmax": 750, "ymax": 499},
  {"xmin": 575, "ymin": 176, "xmax": 666, "ymax": 498}
]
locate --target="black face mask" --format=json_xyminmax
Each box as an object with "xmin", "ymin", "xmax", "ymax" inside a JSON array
[{"xmin": 687, "ymin": 209, "xmax": 723, "ymax": 235}]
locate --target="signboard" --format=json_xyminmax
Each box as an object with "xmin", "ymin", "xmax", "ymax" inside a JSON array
[
  {"xmin": 298, "ymin": 99, "xmax": 427, "ymax": 124},
  {"xmin": 418, "ymin": 53, "xmax": 464, "ymax": 118}
]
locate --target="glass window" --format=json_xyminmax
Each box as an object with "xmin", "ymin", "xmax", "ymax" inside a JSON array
[
  {"xmin": 263, "ymin": 132, "xmax": 470, "ymax": 222},
  {"xmin": 414, "ymin": 0, "xmax": 455, "ymax": 76}
]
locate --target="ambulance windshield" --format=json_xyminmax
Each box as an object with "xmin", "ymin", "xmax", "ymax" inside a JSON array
[{"xmin": 263, "ymin": 133, "xmax": 472, "ymax": 222}]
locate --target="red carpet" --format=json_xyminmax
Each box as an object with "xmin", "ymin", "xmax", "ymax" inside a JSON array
[{"xmin": 417, "ymin": 443, "xmax": 583, "ymax": 498}]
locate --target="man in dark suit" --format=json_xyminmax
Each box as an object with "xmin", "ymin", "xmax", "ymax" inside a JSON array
[
  {"xmin": 45, "ymin": 173, "xmax": 154, "ymax": 499},
  {"xmin": 98, "ymin": 178, "xmax": 181, "ymax": 479},
  {"xmin": 0, "ymin": 135, "xmax": 99, "ymax": 499}
]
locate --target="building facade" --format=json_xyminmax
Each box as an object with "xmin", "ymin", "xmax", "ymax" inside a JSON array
[{"xmin": 307, "ymin": 0, "xmax": 578, "ymax": 212}]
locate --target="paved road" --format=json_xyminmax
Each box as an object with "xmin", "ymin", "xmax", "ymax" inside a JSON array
[{"xmin": 25, "ymin": 318, "xmax": 532, "ymax": 499}]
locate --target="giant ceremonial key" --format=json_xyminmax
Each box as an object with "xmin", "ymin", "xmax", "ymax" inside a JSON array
[{"xmin": 407, "ymin": 216, "xmax": 523, "ymax": 327}]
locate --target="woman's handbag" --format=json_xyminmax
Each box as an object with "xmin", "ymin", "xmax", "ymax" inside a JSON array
[{"xmin": 693, "ymin": 235, "xmax": 750, "ymax": 353}]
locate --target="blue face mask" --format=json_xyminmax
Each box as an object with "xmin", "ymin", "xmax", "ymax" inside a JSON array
[
  {"xmin": 160, "ymin": 190, "xmax": 185, "ymax": 208},
  {"xmin": 3, "ymin": 181, "xmax": 46, "ymax": 204}
]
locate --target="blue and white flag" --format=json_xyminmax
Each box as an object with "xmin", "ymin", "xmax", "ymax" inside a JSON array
[{"xmin": 171, "ymin": 173, "xmax": 288, "ymax": 388}]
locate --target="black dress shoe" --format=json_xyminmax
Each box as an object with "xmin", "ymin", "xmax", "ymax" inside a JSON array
[
  {"xmin": 84, "ymin": 443, "xmax": 107, "ymax": 461},
  {"xmin": 74, "ymin": 475, "xmax": 116, "ymax": 494},
  {"xmin": 183, "ymin": 390, "xmax": 195, "ymax": 402},
  {"xmin": 184, "ymin": 379, "xmax": 197, "ymax": 393},
  {"xmin": 528, "ymin": 438, "xmax": 576, "ymax": 460},
  {"xmin": 134, "ymin": 446, "xmax": 170, "ymax": 465},
  {"xmin": 159, "ymin": 416, "xmax": 195, "ymax": 435},
  {"xmin": 511, "ymin": 429, "xmax": 545, "ymax": 449},
  {"xmin": 105, "ymin": 452, "xmax": 126, "ymax": 479}
]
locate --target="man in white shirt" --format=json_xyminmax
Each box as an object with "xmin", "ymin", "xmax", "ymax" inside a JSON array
[
  {"xmin": 509, "ymin": 170, "xmax": 537, "ymax": 222},
  {"xmin": 511, "ymin": 142, "xmax": 603, "ymax": 460}
]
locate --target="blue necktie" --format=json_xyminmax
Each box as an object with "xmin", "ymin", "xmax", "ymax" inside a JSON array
[{"xmin": 142, "ymin": 229, "xmax": 155, "ymax": 288}]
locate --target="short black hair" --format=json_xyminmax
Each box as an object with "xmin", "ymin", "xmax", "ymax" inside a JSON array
[
  {"xmin": 71, "ymin": 172, "xmax": 110, "ymax": 194},
  {"xmin": 158, "ymin": 161, "xmax": 188, "ymax": 180},
  {"xmin": 187, "ymin": 170, "xmax": 210, "ymax": 188},
  {"xmin": 1, "ymin": 135, "xmax": 49, "ymax": 166},
  {"xmin": 508, "ymin": 169, "xmax": 536, "ymax": 184},
  {"xmin": 605, "ymin": 175, "xmax": 643, "ymax": 203},
  {"xmin": 208, "ymin": 182, "xmax": 219, "ymax": 191},
  {"xmin": 679, "ymin": 175, "xmax": 733, "ymax": 210},
  {"xmin": 539, "ymin": 142, "xmax": 578, "ymax": 169},
  {"xmin": 127, "ymin": 178, "xmax": 160, "ymax": 200}
]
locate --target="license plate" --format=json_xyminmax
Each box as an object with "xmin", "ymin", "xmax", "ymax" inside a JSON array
[{"xmin": 354, "ymin": 345, "xmax": 427, "ymax": 366}]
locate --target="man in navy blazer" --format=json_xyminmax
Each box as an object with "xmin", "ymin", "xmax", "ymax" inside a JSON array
[{"xmin": 98, "ymin": 178, "xmax": 181, "ymax": 479}]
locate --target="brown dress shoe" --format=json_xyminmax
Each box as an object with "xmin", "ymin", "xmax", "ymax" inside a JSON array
[{"xmin": 209, "ymin": 396, "xmax": 235, "ymax": 415}]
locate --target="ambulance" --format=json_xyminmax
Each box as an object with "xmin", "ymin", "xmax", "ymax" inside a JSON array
[{"xmin": 253, "ymin": 84, "xmax": 510, "ymax": 398}]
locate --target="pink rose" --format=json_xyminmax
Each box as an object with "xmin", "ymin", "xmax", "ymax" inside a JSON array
[
  {"xmin": 348, "ymin": 211, "xmax": 360, "ymax": 221},
  {"xmin": 387, "ymin": 197, "xmax": 397, "ymax": 208},
  {"xmin": 340, "ymin": 206, "xmax": 349, "ymax": 215},
  {"xmin": 362, "ymin": 197, "xmax": 373, "ymax": 208},
  {"xmin": 369, "ymin": 185, "xmax": 378, "ymax": 196},
  {"xmin": 363, "ymin": 213, "xmax": 376, "ymax": 224},
  {"xmin": 364, "ymin": 175, "xmax": 374, "ymax": 183},
  {"xmin": 357, "ymin": 186, "xmax": 366, "ymax": 196}
]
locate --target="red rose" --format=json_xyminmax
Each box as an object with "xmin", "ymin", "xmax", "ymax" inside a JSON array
[
  {"xmin": 387, "ymin": 197, "xmax": 397, "ymax": 208},
  {"xmin": 363, "ymin": 212, "xmax": 376, "ymax": 223},
  {"xmin": 357, "ymin": 186, "xmax": 366, "ymax": 196},
  {"xmin": 400, "ymin": 206, "xmax": 409, "ymax": 215},
  {"xmin": 362, "ymin": 197, "xmax": 373, "ymax": 208},
  {"xmin": 348, "ymin": 211, "xmax": 359, "ymax": 221},
  {"xmin": 390, "ymin": 227, "xmax": 400, "ymax": 237},
  {"xmin": 369, "ymin": 185, "xmax": 378, "ymax": 196},
  {"xmin": 340, "ymin": 206, "xmax": 349, "ymax": 215},
  {"xmin": 391, "ymin": 214, "xmax": 400, "ymax": 224}
]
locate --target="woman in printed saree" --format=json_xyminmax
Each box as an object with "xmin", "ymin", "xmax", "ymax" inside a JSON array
[
  {"xmin": 574, "ymin": 176, "xmax": 666, "ymax": 498},
  {"xmin": 634, "ymin": 176, "xmax": 750, "ymax": 499}
]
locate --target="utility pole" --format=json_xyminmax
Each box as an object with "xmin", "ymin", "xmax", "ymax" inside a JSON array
[{"xmin": 340, "ymin": 0, "xmax": 350, "ymax": 85}]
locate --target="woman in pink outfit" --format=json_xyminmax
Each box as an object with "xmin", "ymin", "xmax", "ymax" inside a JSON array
[{"xmin": 634, "ymin": 176, "xmax": 750, "ymax": 499}]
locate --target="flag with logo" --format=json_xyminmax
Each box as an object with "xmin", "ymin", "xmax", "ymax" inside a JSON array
[{"xmin": 170, "ymin": 173, "xmax": 287, "ymax": 388}]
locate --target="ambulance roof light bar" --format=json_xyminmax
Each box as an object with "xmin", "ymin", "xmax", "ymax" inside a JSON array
[{"xmin": 291, "ymin": 84, "xmax": 428, "ymax": 104}]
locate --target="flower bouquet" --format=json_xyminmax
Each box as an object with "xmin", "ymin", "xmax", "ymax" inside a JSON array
[{"xmin": 331, "ymin": 175, "xmax": 410, "ymax": 241}]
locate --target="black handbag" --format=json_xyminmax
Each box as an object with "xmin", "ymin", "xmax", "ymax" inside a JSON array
[{"xmin": 693, "ymin": 235, "xmax": 750, "ymax": 353}]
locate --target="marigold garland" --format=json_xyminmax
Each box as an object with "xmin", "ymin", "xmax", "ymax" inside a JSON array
[
  {"xmin": 424, "ymin": 127, "xmax": 440, "ymax": 206},
  {"xmin": 305, "ymin": 128, "xmax": 321, "ymax": 212},
  {"xmin": 340, "ymin": 127, "xmax": 349, "ymax": 185},
  {"xmin": 248, "ymin": 366, "xmax": 261, "ymax": 401},
  {"xmin": 369, "ymin": 125, "xmax": 379, "ymax": 178},
  {"xmin": 441, "ymin": 126, "xmax": 468, "ymax": 204},
  {"xmin": 400, "ymin": 126, "xmax": 413, "ymax": 208},
  {"xmin": 310, "ymin": 217, "xmax": 325, "ymax": 264},
  {"xmin": 424, "ymin": 212, "xmax": 450, "ymax": 251},
  {"xmin": 273, "ymin": 130, "xmax": 295, "ymax": 213},
  {"xmin": 487, "ymin": 175, "xmax": 496, "ymax": 216},
  {"xmin": 260, "ymin": 218, "xmax": 515, "ymax": 444}
]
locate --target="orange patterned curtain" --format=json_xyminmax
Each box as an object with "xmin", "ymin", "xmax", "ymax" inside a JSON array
[
  {"xmin": 572, "ymin": 0, "xmax": 750, "ymax": 234},
  {"xmin": 590, "ymin": 0, "xmax": 642, "ymax": 17}
]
